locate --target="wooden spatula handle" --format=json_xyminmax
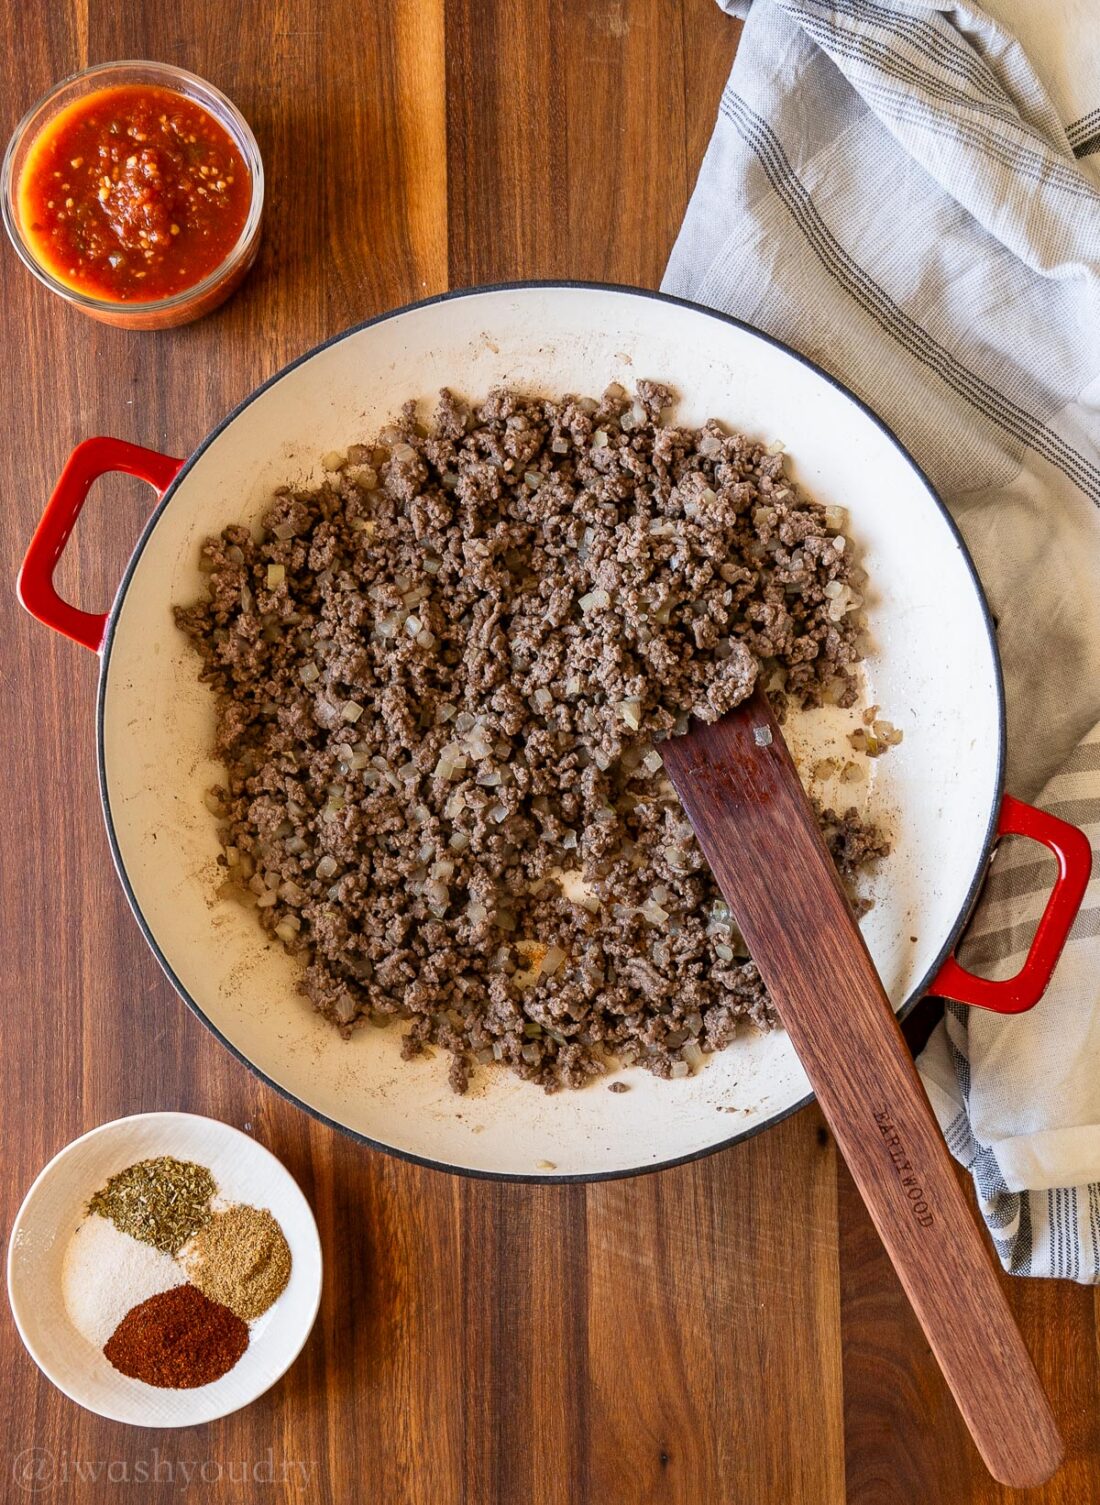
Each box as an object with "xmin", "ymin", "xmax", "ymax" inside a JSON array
[{"xmin": 661, "ymin": 690, "xmax": 1063, "ymax": 1489}]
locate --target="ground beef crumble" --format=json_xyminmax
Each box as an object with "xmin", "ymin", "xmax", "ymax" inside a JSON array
[{"xmin": 175, "ymin": 383, "xmax": 888, "ymax": 1093}]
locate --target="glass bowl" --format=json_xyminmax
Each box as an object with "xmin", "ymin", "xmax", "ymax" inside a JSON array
[{"xmin": 2, "ymin": 60, "xmax": 264, "ymax": 330}]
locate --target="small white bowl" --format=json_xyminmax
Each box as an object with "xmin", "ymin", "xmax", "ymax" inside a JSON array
[{"xmin": 7, "ymin": 1112, "xmax": 322, "ymax": 1426}]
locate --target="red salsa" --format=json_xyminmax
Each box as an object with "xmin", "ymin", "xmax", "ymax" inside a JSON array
[{"xmin": 18, "ymin": 84, "xmax": 251, "ymax": 303}]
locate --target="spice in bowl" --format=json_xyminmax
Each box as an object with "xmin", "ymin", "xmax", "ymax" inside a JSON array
[
  {"xmin": 181, "ymin": 1205, "xmax": 292, "ymax": 1321},
  {"xmin": 2, "ymin": 62, "xmax": 263, "ymax": 329},
  {"xmin": 87, "ymin": 1155, "xmax": 215, "ymax": 1253},
  {"xmin": 103, "ymin": 1285, "xmax": 249, "ymax": 1389},
  {"xmin": 61, "ymin": 1155, "xmax": 293, "ymax": 1390},
  {"xmin": 62, "ymin": 1213, "xmax": 186, "ymax": 1349}
]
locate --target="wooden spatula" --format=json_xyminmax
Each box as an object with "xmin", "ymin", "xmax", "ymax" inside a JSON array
[{"xmin": 661, "ymin": 686, "xmax": 1064, "ymax": 1489}]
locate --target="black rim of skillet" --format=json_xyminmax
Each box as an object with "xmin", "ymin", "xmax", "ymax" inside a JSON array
[{"xmin": 95, "ymin": 280, "xmax": 1007, "ymax": 1185}]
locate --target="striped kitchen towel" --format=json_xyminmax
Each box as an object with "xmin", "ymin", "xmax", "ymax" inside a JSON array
[{"xmin": 664, "ymin": 0, "xmax": 1100, "ymax": 1279}]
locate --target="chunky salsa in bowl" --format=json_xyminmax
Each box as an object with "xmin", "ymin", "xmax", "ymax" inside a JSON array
[{"xmin": 2, "ymin": 61, "xmax": 263, "ymax": 329}]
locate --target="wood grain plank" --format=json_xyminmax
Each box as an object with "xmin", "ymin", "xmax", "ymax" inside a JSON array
[
  {"xmin": 585, "ymin": 1113, "xmax": 845, "ymax": 1505},
  {"xmin": 559, "ymin": 0, "xmax": 691, "ymax": 287},
  {"xmin": 840, "ymin": 1157, "xmax": 1100, "ymax": 1504},
  {"xmin": 460, "ymin": 1184, "xmax": 589, "ymax": 1503},
  {"xmin": 445, "ymin": 0, "xmax": 568, "ymax": 285}
]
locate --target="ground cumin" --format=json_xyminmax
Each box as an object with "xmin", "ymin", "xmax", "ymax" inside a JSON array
[{"xmin": 182, "ymin": 1204, "xmax": 292, "ymax": 1320}]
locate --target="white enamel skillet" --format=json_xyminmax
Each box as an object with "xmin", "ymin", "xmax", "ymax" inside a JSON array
[{"xmin": 19, "ymin": 284, "xmax": 1091, "ymax": 1180}]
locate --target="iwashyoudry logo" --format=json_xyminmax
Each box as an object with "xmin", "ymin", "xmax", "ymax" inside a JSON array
[{"xmin": 12, "ymin": 1446, "xmax": 317, "ymax": 1493}]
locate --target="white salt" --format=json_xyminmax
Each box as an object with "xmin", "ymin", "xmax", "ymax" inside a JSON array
[{"xmin": 62, "ymin": 1213, "xmax": 186, "ymax": 1348}]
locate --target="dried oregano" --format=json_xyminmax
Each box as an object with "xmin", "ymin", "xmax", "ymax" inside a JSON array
[{"xmin": 87, "ymin": 1156, "xmax": 216, "ymax": 1254}]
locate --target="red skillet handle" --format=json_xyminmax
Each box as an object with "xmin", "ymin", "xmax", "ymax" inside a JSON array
[
  {"xmin": 931, "ymin": 794, "xmax": 1093, "ymax": 1015},
  {"xmin": 17, "ymin": 437, "xmax": 184, "ymax": 653}
]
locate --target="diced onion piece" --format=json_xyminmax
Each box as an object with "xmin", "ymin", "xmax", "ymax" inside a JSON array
[
  {"xmin": 578, "ymin": 588, "xmax": 611, "ymax": 613},
  {"xmin": 321, "ymin": 450, "xmax": 346, "ymax": 471},
  {"xmin": 266, "ymin": 563, "xmax": 286, "ymax": 589},
  {"xmin": 376, "ymin": 612, "xmax": 404, "ymax": 639},
  {"xmin": 434, "ymin": 745, "xmax": 468, "ymax": 781},
  {"xmin": 540, "ymin": 945, "xmax": 567, "ymax": 977},
  {"xmin": 665, "ymin": 845, "xmax": 694, "ymax": 874},
  {"xmin": 618, "ymin": 698, "xmax": 642, "ymax": 731},
  {"xmin": 448, "ymin": 830, "xmax": 470, "ymax": 852},
  {"xmin": 274, "ymin": 918, "xmax": 300, "ymax": 944},
  {"xmin": 316, "ymin": 854, "xmax": 339, "ymax": 880},
  {"xmin": 669, "ymin": 1060, "xmax": 690, "ymax": 1079},
  {"xmin": 341, "ymin": 700, "xmax": 364, "ymax": 723}
]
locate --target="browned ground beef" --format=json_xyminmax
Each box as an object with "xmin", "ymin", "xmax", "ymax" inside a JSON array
[{"xmin": 175, "ymin": 383, "xmax": 887, "ymax": 1093}]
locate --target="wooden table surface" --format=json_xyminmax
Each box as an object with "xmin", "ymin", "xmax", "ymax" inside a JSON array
[{"xmin": 2, "ymin": 3, "xmax": 1097, "ymax": 1501}]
